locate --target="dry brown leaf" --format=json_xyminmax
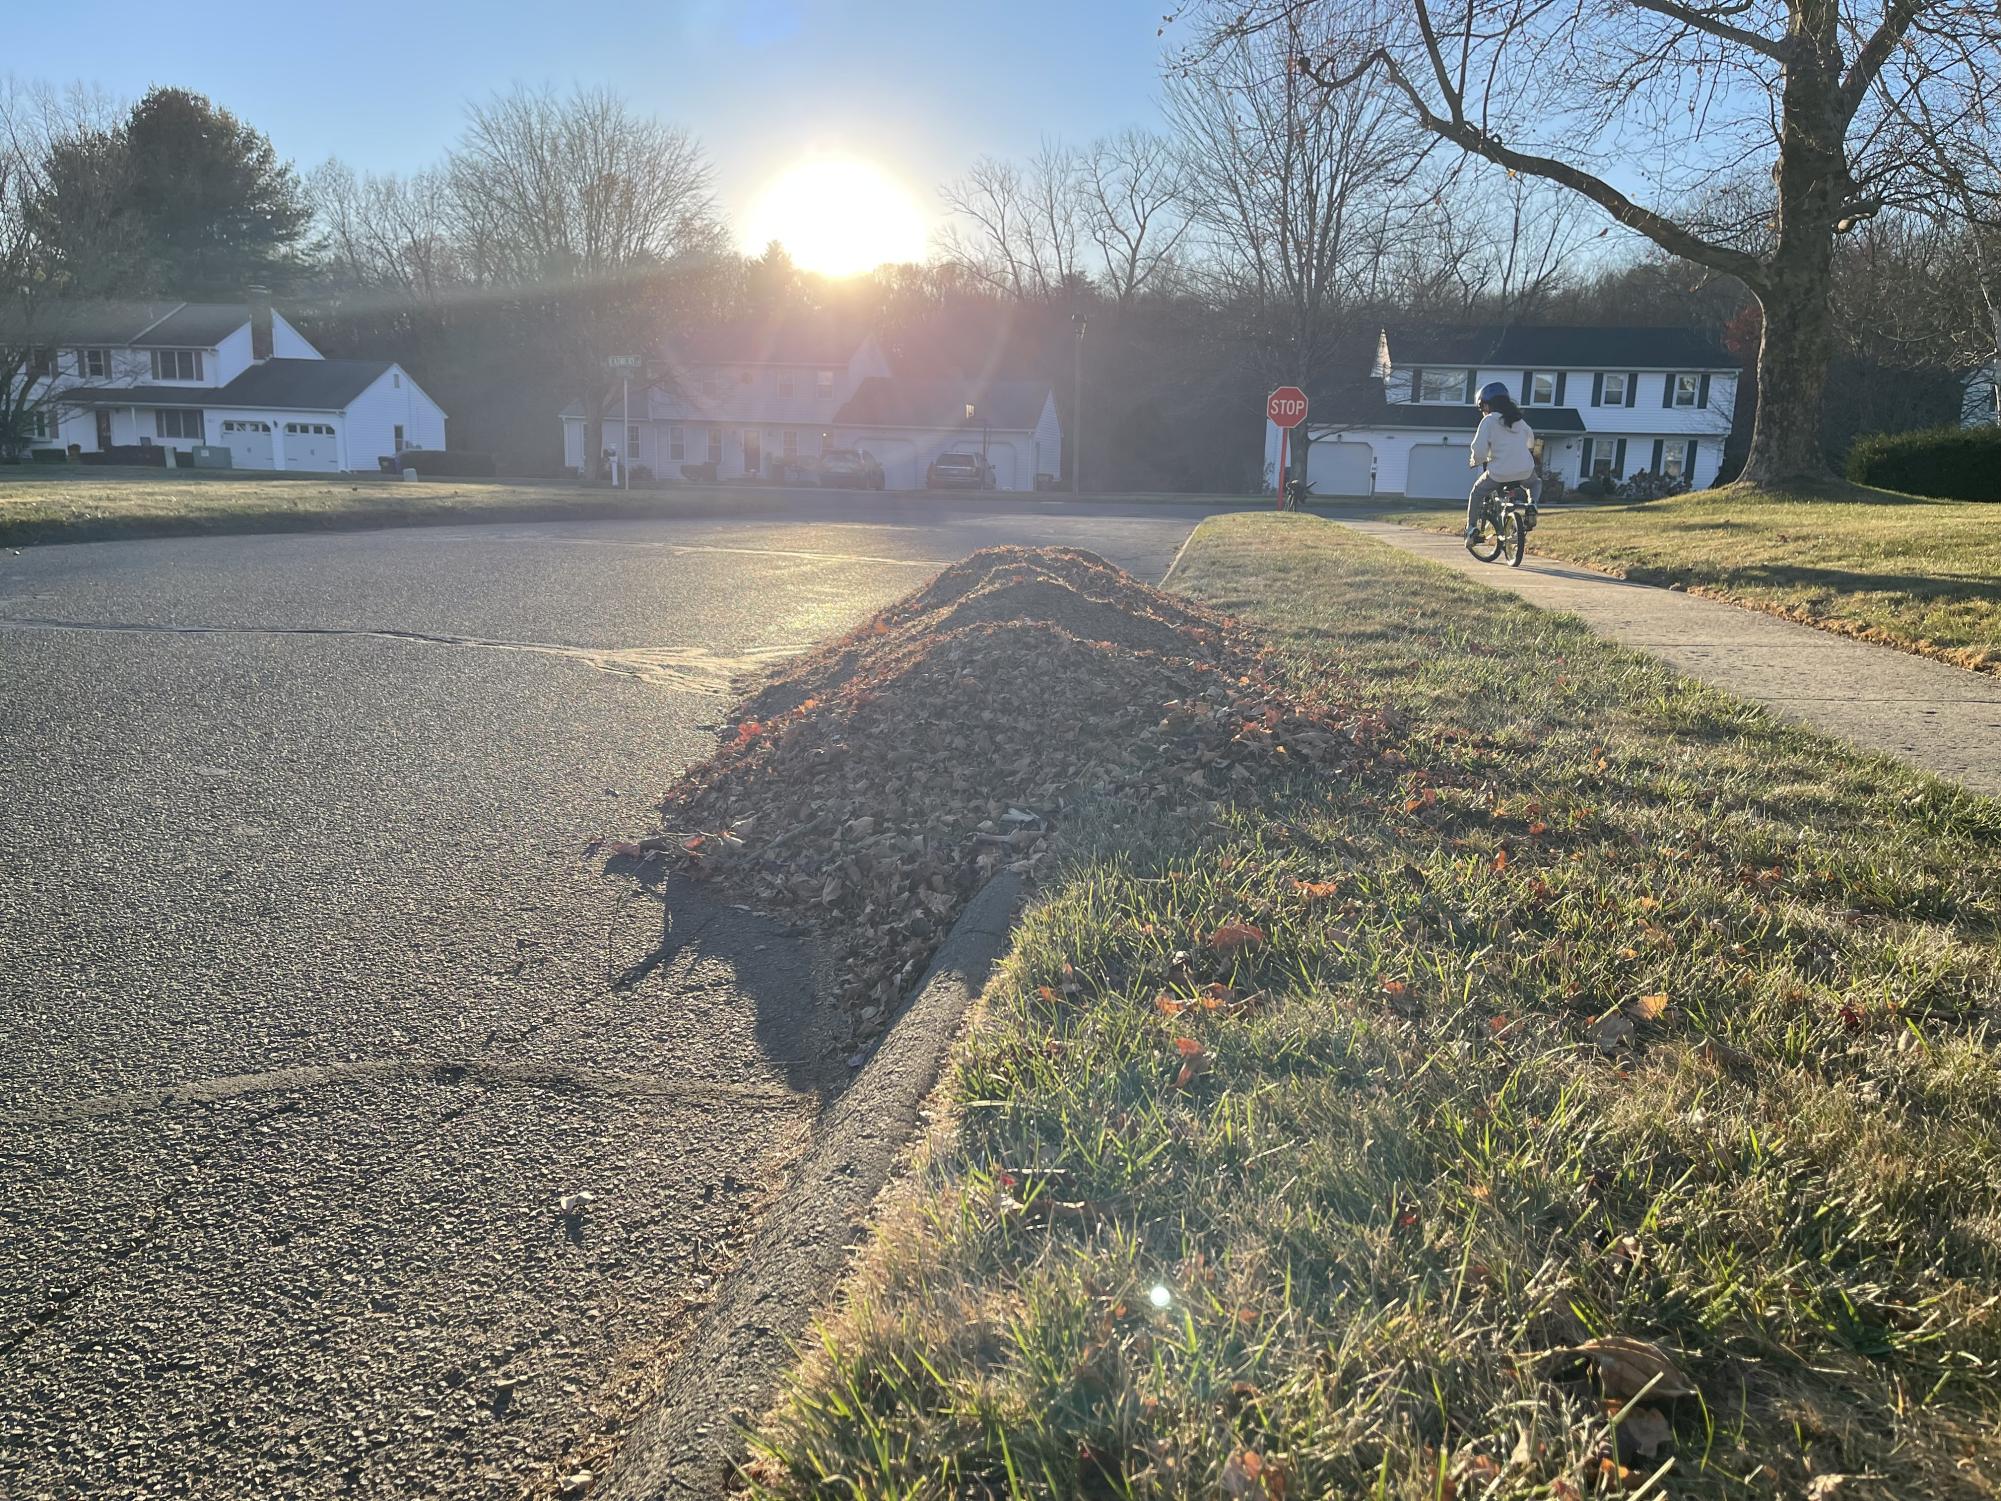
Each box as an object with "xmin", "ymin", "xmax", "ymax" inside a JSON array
[
  {"xmin": 1588, "ymin": 1011, "xmax": 1635, "ymax": 1054},
  {"xmin": 1634, "ymin": 993, "xmax": 1670, "ymax": 1021},
  {"xmin": 1207, "ymin": 922, "xmax": 1267, "ymax": 951},
  {"xmin": 1618, "ymin": 1403, "xmax": 1672, "ymax": 1456},
  {"xmin": 1561, "ymin": 1335, "xmax": 1695, "ymax": 1400}
]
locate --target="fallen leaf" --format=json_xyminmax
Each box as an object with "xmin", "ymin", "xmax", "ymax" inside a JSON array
[
  {"xmin": 1618, "ymin": 1403, "xmax": 1672, "ymax": 1457},
  {"xmin": 1207, "ymin": 922, "xmax": 1267, "ymax": 951},
  {"xmin": 1588, "ymin": 1011, "xmax": 1635, "ymax": 1054},
  {"xmin": 1806, "ymin": 1477, "xmax": 1851, "ymax": 1500},
  {"xmin": 1559, "ymin": 1335, "xmax": 1695, "ymax": 1400},
  {"xmin": 1492, "ymin": 849, "xmax": 1509, "ymax": 872},
  {"xmin": 1634, "ymin": 993, "xmax": 1670, "ymax": 1021},
  {"xmin": 1155, "ymin": 993, "xmax": 1188, "ymax": 1015},
  {"xmin": 1174, "ymin": 1036, "xmax": 1205, "ymax": 1056},
  {"xmin": 1291, "ymin": 879, "xmax": 1341, "ymax": 901},
  {"xmin": 1381, "ymin": 978, "xmax": 1409, "ymax": 999},
  {"xmin": 1527, "ymin": 820, "xmax": 1549, "ymax": 836}
]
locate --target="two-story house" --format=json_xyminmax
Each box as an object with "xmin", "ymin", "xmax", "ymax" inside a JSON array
[
  {"xmin": 1272, "ymin": 326, "xmax": 1740, "ymax": 498},
  {"xmin": 13, "ymin": 298, "xmax": 446, "ymax": 472},
  {"xmin": 561, "ymin": 319, "xmax": 1062, "ymax": 491}
]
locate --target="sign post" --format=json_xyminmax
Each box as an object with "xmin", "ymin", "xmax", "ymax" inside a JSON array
[
  {"xmin": 609, "ymin": 355, "xmax": 644, "ymax": 489},
  {"xmin": 1267, "ymin": 386, "xmax": 1307, "ymax": 508}
]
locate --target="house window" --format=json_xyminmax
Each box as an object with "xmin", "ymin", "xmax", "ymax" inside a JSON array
[
  {"xmin": 151, "ymin": 349, "xmax": 203, "ymax": 381},
  {"xmin": 155, "ymin": 408, "xmax": 204, "ymax": 439},
  {"xmin": 393, "ymin": 424, "xmax": 405, "ymax": 451},
  {"xmin": 783, "ymin": 429, "xmax": 797, "ymax": 457},
  {"xmin": 1528, "ymin": 373, "xmax": 1557, "ymax": 405},
  {"xmin": 28, "ymin": 347, "xmax": 54, "ymax": 378},
  {"xmin": 281, "ymin": 422, "xmax": 333, "ymax": 435},
  {"xmin": 816, "ymin": 369, "xmax": 834, "ymax": 397},
  {"xmin": 1662, "ymin": 445, "xmax": 1687, "ymax": 479},
  {"xmin": 1581, "ymin": 437, "xmax": 1623, "ymax": 478},
  {"xmin": 1672, "ymin": 373, "xmax": 1701, "ymax": 408},
  {"xmin": 778, "ymin": 372, "xmax": 795, "ymax": 397},
  {"xmin": 392, "ymin": 373, "xmax": 401, "ymax": 388},
  {"xmin": 669, "ymin": 426, "xmax": 685, "ymax": 462},
  {"xmin": 627, "ymin": 424, "xmax": 642, "ymax": 452},
  {"xmin": 223, "ymin": 420, "xmax": 271, "ymax": 433},
  {"xmin": 706, "ymin": 427, "xmax": 721, "ymax": 463},
  {"xmin": 78, "ymin": 348, "xmax": 109, "ymax": 379},
  {"xmin": 29, "ymin": 408, "xmax": 51, "ymax": 439},
  {"xmin": 1418, "ymin": 368, "xmax": 1468, "ymax": 403},
  {"xmin": 1600, "ymin": 372, "xmax": 1628, "ymax": 406}
]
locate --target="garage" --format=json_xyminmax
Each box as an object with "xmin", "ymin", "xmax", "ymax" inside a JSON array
[
  {"xmin": 984, "ymin": 443, "xmax": 1018, "ymax": 491},
  {"xmin": 282, "ymin": 421, "xmax": 340, "ymax": 471},
  {"xmin": 220, "ymin": 418, "xmax": 274, "ymax": 469},
  {"xmin": 1403, "ymin": 441, "xmax": 1475, "ymax": 500},
  {"xmin": 864, "ymin": 439, "xmax": 919, "ymax": 490},
  {"xmin": 1307, "ymin": 438, "xmax": 1373, "ymax": 497}
]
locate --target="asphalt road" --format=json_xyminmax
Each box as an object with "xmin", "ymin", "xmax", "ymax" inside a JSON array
[{"xmin": 0, "ymin": 500, "xmax": 1211, "ymax": 1500}]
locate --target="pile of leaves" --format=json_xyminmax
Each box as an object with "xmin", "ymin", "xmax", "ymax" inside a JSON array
[{"xmin": 651, "ymin": 547, "xmax": 1382, "ymax": 1034}]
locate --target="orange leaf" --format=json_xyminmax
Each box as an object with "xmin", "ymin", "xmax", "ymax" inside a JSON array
[
  {"xmin": 1174, "ymin": 1036, "xmax": 1206, "ymax": 1056},
  {"xmin": 1155, "ymin": 993, "xmax": 1187, "ymax": 1016},
  {"xmin": 1634, "ymin": 992, "xmax": 1670, "ymax": 1020},
  {"xmin": 1037, "ymin": 986, "xmax": 1059, "ymax": 1003},
  {"xmin": 1207, "ymin": 923, "xmax": 1267, "ymax": 951},
  {"xmin": 1198, "ymin": 982, "xmax": 1235, "ymax": 1010},
  {"xmin": 1492, "ymin": 849, "xmax": 1509, "ymax": 872},
  {"xmin": 1291, "ymin": 879, "xmax": 1341, "ymax": 901},
  {"xmin": 1527, "ymin": 820, "xmax": 1549, "ymax": 836},
  {"xmin": 1381, "ymin": 978, "xmax": 1409, "ymax": 998}
]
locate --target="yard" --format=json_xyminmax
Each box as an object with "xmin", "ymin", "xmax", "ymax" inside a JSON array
[
  {"xmin": 750, "ymin": 513, "xmax": 2001, "ymax": 1499},
  {"xmin": 1378, "ymin": 483, "xmax": 2001, "ymax": 673}
]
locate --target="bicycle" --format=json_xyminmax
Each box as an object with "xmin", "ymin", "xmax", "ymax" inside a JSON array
[
  {"xmin": 1466, "ymin": 481, "xmax": 1537, "ymax": 567},
  {"xmin": 1278, "ymin": 475, "xmax": 1314, "ymax": 512}
]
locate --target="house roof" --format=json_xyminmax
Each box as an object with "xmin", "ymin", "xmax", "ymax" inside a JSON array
[
  {"xmin": 5, "ymin": 299, "xmax": 257, "ymax": 348},
  {"xmin": 130, "ymin": 303, "xmax": 257, "ymax": 348},
  {"xmin": 668, "ymin": 317, "xmax": 867, "ymax": 367},
  {"xmin": 834, "ymin": 377, "xmax": 1050, "ymax": 431},
  {"xmin": 1309, "ymin": 381, "xmax": 1589, "ymax": 434},
  {"xmin": 1385, "ymin": 325, "xmax": 1734, "ymax": 371},
  {"xmin": 62, "ymin": 359, "xmax": 393, "ymax": 412}
]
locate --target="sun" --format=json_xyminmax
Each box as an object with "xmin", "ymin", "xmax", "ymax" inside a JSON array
[{"xmin": 743, "ymin": 157, "xmax": 930, "ymax": 277}]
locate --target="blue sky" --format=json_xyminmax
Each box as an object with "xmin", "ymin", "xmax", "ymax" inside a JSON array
[{"xmin": 26, "ymin": 0, "xmax": 1180, "ymax": 250}]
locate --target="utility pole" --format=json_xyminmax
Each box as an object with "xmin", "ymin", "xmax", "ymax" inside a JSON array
[{"xmin": 1071, "ymin": 313, "xmax": 1088, "ymax": 495}]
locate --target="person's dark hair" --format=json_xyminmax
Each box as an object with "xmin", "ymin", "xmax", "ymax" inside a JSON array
[{"xmin": 1484, "ymin": 390, "xmax": 1525, "ymax": 429}]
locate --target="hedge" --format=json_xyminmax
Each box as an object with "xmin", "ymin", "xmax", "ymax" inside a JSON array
[
  {"xmin": 1844, "ymin": 424, "xmax": 2001, "ymax": 500},
  {"xmin": 381, "ymin": 448, "xmax": 498, "ymax": 478}
]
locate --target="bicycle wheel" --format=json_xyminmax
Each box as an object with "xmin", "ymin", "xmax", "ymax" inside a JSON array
[
  {"xmin": 1466, "ymin": 512, "xmax": 1505, "ymax": 562},
  {"xmin": 1504, "ymin": 511, "xmax": 1526, "ymax": 567}
]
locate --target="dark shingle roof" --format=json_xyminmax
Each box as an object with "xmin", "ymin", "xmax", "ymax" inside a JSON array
[
  {"xmin": 10, "ymin": 299, "xmax": 184, "ymax": 346},
  {"xmin": 1386, "ymin": 325, "xmax": 1733, "ymax": 370},
  {"xmin": 834, "ymin": 377, "xmax": 1050, "ymax": 431},
  {"xmin": 63, "ymin": 359, "xmax": 393, "ymax": 412},
  {"xmin": 130, "ymin": 303, "xmax": 255, "ymax": 348}
]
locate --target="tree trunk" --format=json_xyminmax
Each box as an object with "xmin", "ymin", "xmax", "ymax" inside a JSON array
[{"xmin": 1739, "ymin": 251, "xmax": 1836, "ymax": 488}]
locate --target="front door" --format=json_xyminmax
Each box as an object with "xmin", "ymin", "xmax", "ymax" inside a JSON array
[
  {"xmin": 742, "ymin": 430, "xmax": 761, "ymax": 477},
  {"xmin": 95, "ymin": 410, "xmax": 113, "ymax": 450}
]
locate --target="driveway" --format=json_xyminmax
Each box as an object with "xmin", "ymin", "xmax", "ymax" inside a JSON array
[{"xmin": 0, "ymin": 502, "xmax": 1214, "ymax": 1499}]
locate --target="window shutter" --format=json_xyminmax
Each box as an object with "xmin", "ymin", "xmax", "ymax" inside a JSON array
[
  {"xmin": 1463, "ymin": 370, "xmax": 1477, "ymax": 404},
  {"xmin": 1614, "ymin": 438, "xmax": 1628, "ymax": 475},
  {"xmin": 1591, "ymin": 372, "xmax": 1604, "ymax": 407},
  {"xmin": 1662, "ymin": 374, "xmax": 1675, "ymax": 409},
  {"xmin": 1685, "ymin": 440, "xmax": 1699, "ymax": 480},
  {"xmin": 1698, "ymin": 373, "xmax": 1712, "ymax": 408},
  {"xmin": 1407, "ymin": 366, "xmax": 1424, "ymax": 404},
  {"xmin": 1651, "ymin": 439, "xmax": 1664, "ymax": 472},
  {"xmin": 1555, "ymin": 372, "xmax": 1568, "ymax": 405},
  {"xmin": 1520, "ymin": 371, "xmax": 1533, "ymax": 404},
  {"xmin": 1580, "ymin": 441, "xmax": 1594, "ymax": 479}
]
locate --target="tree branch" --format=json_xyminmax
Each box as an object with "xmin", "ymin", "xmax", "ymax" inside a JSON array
[
  {"xmin": 1626, "ymin": 0, "xmax": 1788, "ymax": 60},
  {"xmin": 1841, "ymin": 0, "xmax": 1926, "ymax": 121}
]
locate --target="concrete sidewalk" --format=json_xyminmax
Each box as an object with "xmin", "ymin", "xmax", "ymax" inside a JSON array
[{"xmin": 1340, "ymin": 519, "xmax": 2001, "ymax": 799}]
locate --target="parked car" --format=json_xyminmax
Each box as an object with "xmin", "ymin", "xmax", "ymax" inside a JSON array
[
  {"xmin": 818, "ymin": 448, "xmax": 885, "ymax": 489},
  {"xmin": 926, "ymin": 451, "xmax": 991, "ymax": 490}
]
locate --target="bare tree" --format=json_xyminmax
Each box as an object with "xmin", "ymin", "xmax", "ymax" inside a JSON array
[
  {"xmin": 307, "ymin": 161, "xmax": 465, "ymax": 299},
  {"xmin": 1079, "ymin": 129, "xmax": 1192, "ymax": 304},
  {"xmin": 445, "ymin": 85, "xmax": 722, "ymax": 477},
  {"xmin": 1190, "ymin": 0, "xmax": 2001, "ymax": 487},
  {"xmin": 939, "ymin": 144, "xmax": 1087, "ymax": 301}
]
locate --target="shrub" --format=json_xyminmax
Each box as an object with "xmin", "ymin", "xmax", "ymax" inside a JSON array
[
  {"xmin": 387, "ymin": 448, "xmax": 498, "ymax": 478},
  {"xmin": 29, "ymin": 447, "xmax": 69, "ymax": 464},
  {"xmin": 680, "ymin": 461, "xmax": 718, "ymax": 483},
  {"xmin": 1845, "ymin": 425, "xmax": 2001, "ymax": 500},
  {"xmin": 1573, "ymin": 475, "xmax": 1614, "ymax": 499}
]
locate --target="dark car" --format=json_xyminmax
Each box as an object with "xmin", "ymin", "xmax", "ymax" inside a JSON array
[
  {"xmin": 926, "ymin": 451, "xmax": 991, "ymax": 490},
  {"xmin": 817, "ymin": 448, "xmax": 884, "ymax": 489}
]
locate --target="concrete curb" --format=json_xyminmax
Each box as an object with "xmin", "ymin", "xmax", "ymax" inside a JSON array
[{"xmin": 599, "ymin": 873, "xmax": 1025, "ymax": 1499}]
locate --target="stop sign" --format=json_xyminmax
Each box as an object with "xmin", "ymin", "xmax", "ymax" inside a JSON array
[{"xmin": 1267, "ymin": 386, "xmax": 1308, "ymax": 428}]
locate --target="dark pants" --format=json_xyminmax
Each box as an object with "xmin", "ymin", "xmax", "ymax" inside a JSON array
[{"xmin": 1467, "ymin": 472, "xmax": 1542, "ymax": 529}]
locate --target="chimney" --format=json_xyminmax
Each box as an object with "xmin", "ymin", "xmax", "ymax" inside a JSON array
[{"xmin": 248, "ymin": 286, "xmax": 273, "ymax": 362}]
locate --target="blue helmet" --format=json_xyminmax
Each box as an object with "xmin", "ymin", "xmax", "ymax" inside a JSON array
[{"xmin": 1477, "ymin": 381, "xmax": 1511, "ymax": 406}]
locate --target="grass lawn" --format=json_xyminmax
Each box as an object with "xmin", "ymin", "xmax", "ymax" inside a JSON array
[
  {"xmin": 1376, "ymin": 483, "xmax": 2001, "ymax": 673},
  {"xmin": 0, "ymin": 468, "xmax": 1251, "ymax": 549},
  {"xmin": 750, "ymin": 513, "xmax": 2001, "ymax": 1499}
]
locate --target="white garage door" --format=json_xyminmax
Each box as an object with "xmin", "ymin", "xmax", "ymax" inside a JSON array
[
  {"xmin": 283, "ymin": 421, "xmax": 340, "ymax": 472},
  {"xmin": 867, "ymin": 440, "xmax": 919, "ymax": 491},
  {"xmin": 220, "ymin": 418, "xmax": 273, "ymax": 469},
  {"xmin": 1308, "ymin": 440, "xmax": 1373, "ymax": 497},
  {"xmin": 986, "ymin": 443, "xmax": 1018, "ymax": 491},
  {"xmin": 1404, "ymin": 442, "xmax": 1475, "ymax": 500}
]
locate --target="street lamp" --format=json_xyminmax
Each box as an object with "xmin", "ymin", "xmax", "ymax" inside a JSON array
[{"xmin": 1071, "ymin": 313, "xmax": 1088, "ymax": 496}]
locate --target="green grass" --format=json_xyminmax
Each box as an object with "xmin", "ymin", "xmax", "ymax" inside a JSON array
[
  {"xmin": 1376, "ymin": 483, "xmax": 2001, "ymax": 672},
  {"xmin": 0, "ymin": 468, "xmax": 1250, "ymax": 548},
  {"xmin": 749, "ymin": 513, "xmax": 2001, "ymax": 1499}
]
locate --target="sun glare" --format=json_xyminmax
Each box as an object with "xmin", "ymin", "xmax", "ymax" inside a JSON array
[{"xmin": 743, "ymin": 157, "xmax": 929, "ymax": 278}]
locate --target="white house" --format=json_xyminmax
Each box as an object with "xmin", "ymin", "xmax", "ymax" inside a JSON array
[
  {"xmin": 1961, "ymin": 361, "xmax": 1999, "ymax": 426},
  {"xmin": 13, "ymin": 298, "xmax": 445, "ymax": 472},
  {"xmin": 560, "ymin": 319, "xmax": 1062, "ymax": 491},
  {"xmin": 1267, "ymin": 326, "xmax": 1741, "ymax": 498}
]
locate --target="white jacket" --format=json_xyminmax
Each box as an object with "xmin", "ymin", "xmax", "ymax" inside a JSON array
[{"xmin": 1471, "ymin": 413, "xmax": 1536, "ymax": 481}]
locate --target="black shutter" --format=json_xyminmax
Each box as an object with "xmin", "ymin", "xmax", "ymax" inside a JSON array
[
  {"xmin": 1408, "ymin": 366, "xmax": 1424, "ymax": 404},
  {"xmin": 1662, "ymin": 373, "xmax": 1675, "ymax": 409},
  {"xmin": 1591, "ymin": 372, "xmax": 1604, "ymax": 407},
  {"xmin": 1614, "ymin": 438, "xmax": 1628, "ymax": 475},
  {"xmin": 1555, "ymin": 372, "xmax": 1568, "ymax": 405},
  {"xmin": 1520, "ymin": 370, "xmax": 1533, "ymax": 403},
  {"xmin": 1463, "ymin": 370, "xmax": 1477, "ymax": 404},
  {"xmin": 1625, "ymin": 373, "xmax": 1638, "ymax": 408},
  {"xmin": 1685, "ymin": 439, "xmax": 1699, "ymax": 481},
  {"xmin": 1650, "ymin": 438, "xmax": 1664, "ymax": 473},
  {"xmin": 1698, "ymin": 373, "xmax": 1712, "ymax": 408},
  {"xmin": 1580, "ymin": 441, "xmax": 1594, "ymax": 479}
]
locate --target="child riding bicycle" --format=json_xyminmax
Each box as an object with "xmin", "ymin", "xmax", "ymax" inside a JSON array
[{"xmin": 1466, "ymin": 381, "xmax": 1541, "ymax": 541}]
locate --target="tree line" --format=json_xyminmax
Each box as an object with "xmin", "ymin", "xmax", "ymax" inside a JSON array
[{"xmin": 5, "ymin": 11, "xmax": 1998, "ymax": 486}]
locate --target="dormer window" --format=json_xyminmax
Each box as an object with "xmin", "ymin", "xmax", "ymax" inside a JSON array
[
  {"xmin": 78, "ymin": 348, "xmax": 110, "ymax": 379},
  {"xmin": 151, "ymin": 349, "xmax": 203, "ymax": 381},
  {"xmin": 816, "ymin": 369, "xmax": 834, "ymax": 397},
  {"xmin": 1600, "ymin": 372, "xmax": 1629, "ymax": 405},
  {"xmin": 1418, "ymin": 368, "xmax": 1469, "ymax": 403},
  {"xmin": 1527, "ymin": 372, "xmax": 1558, "ymax": 405}
]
